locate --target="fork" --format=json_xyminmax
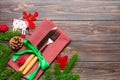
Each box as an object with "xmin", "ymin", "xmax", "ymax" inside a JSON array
[
  {"xmin": 40, "ymin": 30, "xmax": 60, "ymax": 52},
  {"xmin": 21, "ymin": 30, "xmax": 60, "ymax": 74}
]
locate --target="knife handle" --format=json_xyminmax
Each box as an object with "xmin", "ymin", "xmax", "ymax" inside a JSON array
[
  {"xmin": 21, "ymin": 43, "xmax": 48, "ymax": 74},
  {"xmin": 19, "ymin": 44, "xmax": 46, "ymax": 72},
  {"xmin": 23, "ymin": 56, "xmax": 37, "ymax": 74}
]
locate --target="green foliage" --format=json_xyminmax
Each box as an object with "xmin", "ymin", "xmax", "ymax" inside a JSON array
[
  {"xmin": 0, "ymin": 31, "xmax": 22, "ymax": 80},
  {"xmin": 0, "ymin": 43, "xmax": 10, "ymax": 72},
  {"xmin": 0, "ymin": 43, "xmax": 10, "ymax": 57},
  {"xmin": 9, "ymin": 71, "xmax": 22, "ymax": 80},
  {"xmin": 0, "ymin": 30, "xmax": 21, "ymax": 41},
  {"xmin": 54, "ymin": 64, "xmax": 61, "ymax": 76},
  {"xmin": 0, "ymin": 68, "xmax": 14, "ymax": 80},
  {"xmin": 55, "ymin": 74, "xmax": 80, "ymax": 80},
  {"xmin": 42, "ymin": 53, "xmax": 80, "ymax": 80},
  {"xmin": 42, "ymin": 69, "xmax": 51, "ymax": 80},
  {"xmin": 63, "ymin": 53, "xmax": 78, "ymax": 74}
]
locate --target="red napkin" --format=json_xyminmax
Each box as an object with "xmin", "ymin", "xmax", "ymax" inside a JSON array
[{"xmin": 8, "ymin": 18, "xmax": 71, "ymax": 80}]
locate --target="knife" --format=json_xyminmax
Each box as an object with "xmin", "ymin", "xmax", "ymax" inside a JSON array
[{"xmin": 37, "ymin": 27, "xmax": 57, "ymax": 50}]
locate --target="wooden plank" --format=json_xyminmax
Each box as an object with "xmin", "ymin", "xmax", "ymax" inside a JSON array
[
  {"xmin": 0, "ymin": 0, "xmax": 120, "ymax": 80},
  {"xmin": 55, "ymin": 21, "xmax": 120, "ymax": 61},
  {"xmin": 0, "ymin": 0, "xmax": 120, "ymax": 20},
  {"xmin": 1, "ymin": 20, "xmax": 120, "ymax": 41},
  {"xmin": 68, "ymin": 42, "xmax": 120, "ymax": 61},
  {"xmin": 48, "ymin": 62, "xmax": 120, "ymax": 80},
  {"xmin": 73, "ymin": 62, "xmax": 120, "ymax": 80},
  {"xmin": 0, "ymin": 20, "xmax": 120, "ymax": 61}
]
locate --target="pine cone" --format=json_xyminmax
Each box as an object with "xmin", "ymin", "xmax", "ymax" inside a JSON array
[{"xmin": 9, "ymin": 36, "xmax": 23, "ymax": 51}]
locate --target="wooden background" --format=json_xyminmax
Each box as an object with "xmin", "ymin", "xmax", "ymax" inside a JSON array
[{"xmin": 0, "ymin": 0, "xmax": 120, "ymax": 80}]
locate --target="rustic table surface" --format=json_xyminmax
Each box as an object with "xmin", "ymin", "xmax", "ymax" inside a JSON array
[{"xmin": 0, "ymin": 0, "xmax": 120, "ymax": 80}]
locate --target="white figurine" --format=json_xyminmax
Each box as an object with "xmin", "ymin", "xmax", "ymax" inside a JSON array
[{"xmin": 13, "ymin": 19, "xmax": 28, "ymax": 35}]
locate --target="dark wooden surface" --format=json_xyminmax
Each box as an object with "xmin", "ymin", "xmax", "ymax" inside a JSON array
[{"xmin": 0, "ymin": 0, "xmax": 120, "ymax": 80}]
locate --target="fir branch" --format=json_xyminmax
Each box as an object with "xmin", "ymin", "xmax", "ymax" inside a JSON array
[
  {"xmin": 71, "ymin": 74, "xmax": 80, "ymax": 80},
  {"xmin": 9, "ymin": 71, "xmax": 22, "ymax": 80},
  {"xmin": 0, "ymin": 68, "xmax": 14, "ymax": 80},
  {"xmin": 42, "ymin": 53, "xmax": 80, "ymax": 80},
  {"xmin": 0, "ymin": 43, "xmax": 10, "ymax": 72},
  {"xmin": 0, "ymin": 43, "xmax": 10, "ymax": 57},
  {"xmin": 55, "ymin": 73, "xmax": 80, "ymax": 80},
  {"xmin": 63, "ymin": 53, "xmax": 78, "ymax": 74},
  {"xmin": 0, "ymin": 53, "xmax": 10, "ymax": 72},
  {"xmin": 54, "ymin": 64, "xmax": 61, "ymax": 76},
  {"xmin": 0, "ymin": 30, "xmax": 21, "ymax": 41},
  {"xmin": 42, "ymin": 69, "xmax": 51, "ymax": 80}
]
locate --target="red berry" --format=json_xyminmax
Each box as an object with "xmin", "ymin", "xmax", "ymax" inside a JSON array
[
  {"xmin": 16, "ymin": 56, "xmax": 26, "ymax": 66},
  {"xmin": 56, "ymin": 55, "xmax": 68, "ymax": 70},
  {"xmin": 23, "ymin": 15, "xmax": 29, "ymax": 19},
  {"xmin": 30, "ymin": 15, "xmax": 36, "ymax": 21},
  {"xmin": 21, "ymin": 34, "xmax": 26, "ymax": 38},
  {"xmin": 28, "ymin": 13, "xmax": 31, "ymax": 17},
  {"xmin": 0, "ymin": 24, "xmax": 9, "ymax": 32},
  {"xmin": 26, "ymin": 18, "xmax": 30, "ymax": 21},
  {"xmin": 28, "ymin": 21, "xmax": 35, "ymax": 29},
  {"xmin": 22, "ymin": 11, "xmax": 27, "ymax": 15},
  {"xmin": 34, "ymin": 12, "xmax": 39, "ymax": 17}
]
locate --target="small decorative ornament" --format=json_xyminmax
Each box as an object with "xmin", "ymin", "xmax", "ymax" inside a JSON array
[
  {"xmin": 16, "ymin": 56, "xmax": 26, "ymax": 66},
  {"xmin": 12, "ymin": 19, "xmax": 28, "ymax": 38},
  {"xmin": 22, "ymin": 11, "xmax": 39, "ymax": 29},
  {"xmin": 0, "ymin": 24, "xmax": 9, "ymax": 32},
  {"xmin": 9, "ymin": 36, "xmax": 23, "ymax": 51},
  {"xmin": 56, "ymin": 55, "xmax": 68, "ymax": 70}
]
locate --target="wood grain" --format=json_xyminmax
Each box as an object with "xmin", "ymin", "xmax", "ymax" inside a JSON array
[
  {"xmin": 0, "ymin": 21, "xmax": 120, "ymax": 62},
  {"xmin": 48, "ymin": 62, "xmax": 120, "ymax": 80},
  {"xmin": 73, "ymin": 62, "xmax": 120, "ymax": 80},
  {"xmin": 0, "ymin": 0, "xmax": 120, "ymax": 80},
  {"xmin": 0, "ymin": 0, "xmax": 120, "ymax": 20}
]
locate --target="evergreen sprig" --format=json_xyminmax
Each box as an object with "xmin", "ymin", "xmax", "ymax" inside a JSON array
[
  {"xmin": 63, "ymin": 53, "xmax": 78, "ymax": 74},
  {"xmin": 42, "ymin": 69, "xmax": 51, "ymax": 80},
  {"xmin": 9, "ymin": 71, "xmax": 22, "ymax": 80},
  {"xmin": 42, "ymin": 53, "xmax": 80, "ymax": 80},
  {"xmin": 0, "ymin": 43, "xmax": 10, "ymax": 57},
  {"xmin": 0, "ymin": 68, "xmax": 14, "ymax": 80},
  {"xmin": 55, "ymin": 74, "xmax": 80, "ymax": 80},
  {"xmin": 54, "ymin": 64, "xmax": 61, "ymax": 76},
  {"xmin": 0, "ymin": 30, "xmax": 21, "ymax": 41},
  {"xmin": 0, "ymin": 43, "xmax": 10, "ymax": 72}
]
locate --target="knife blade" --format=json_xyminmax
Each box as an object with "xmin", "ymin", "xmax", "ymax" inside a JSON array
[{"xmin": 37, "ymin": 27, "xmax": 57, "ymax": 50}]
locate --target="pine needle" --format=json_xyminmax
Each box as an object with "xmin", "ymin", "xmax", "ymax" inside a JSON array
[
  {"xmin": 0, "ymin": 30, "xmax": 21, "ymax": 41},
  {"xmin": 0, "ymin": 43, "xmax": 10, "ymax": 57},
  {"xmin": 54, "ymin": 64, "xmax": 61, "ymax": 76},
  {"xmin": 42, "ymin": 53, "xmax": 80, "ymax": 80},
  {"xmin": 55, "ymin": 73, "xmax": 80, "ymax": 80},
  {"xmin": 9, "ymin": 71, "xmax": 22, "ymax": 80},
  {"xmin": 63, "ymin": 53, "xmax": 78, "ymax": 74},
  {"xmin": 42, "ymin": 69, "xmax": 51, "ymax": 80},
  {"xmin": 0, "ymin": 43, "xmax": 10, "ymax": 72},
  {"xmin": 0, "ymin": 68, "xmax": 14, "ymax": 80}
]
